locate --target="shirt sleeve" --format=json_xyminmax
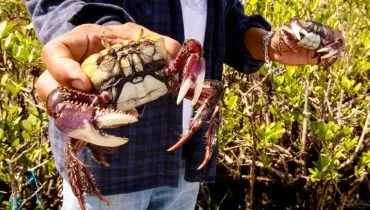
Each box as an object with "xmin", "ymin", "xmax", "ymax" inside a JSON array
[
  {"xmin": 224, "ymin": 0, "xmax": 271, "ymax": 74},
  {"xmin": 24, "ymin": 0, "xmax": 134, "ymax": 44}
]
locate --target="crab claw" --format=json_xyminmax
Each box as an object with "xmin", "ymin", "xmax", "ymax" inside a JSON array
[
  {"xmin": 290, "ymin": 18, "xmax": 304, "ymax": 40},
  {"xmin": 47, "ymin": 87, "xmax": 138, "ymax": 147},
  {"xmin": 176, "ymin": 54, "xmax": 206, "ymax": 106}
]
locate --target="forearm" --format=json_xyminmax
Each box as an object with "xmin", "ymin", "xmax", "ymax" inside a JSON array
[
  {"xmin": 244, "ymin": 27, "xmax": 279, "ymax": 62},
  {"xmin": 244, "ymin": 27, "xmax": 268, "ymax": 61}
]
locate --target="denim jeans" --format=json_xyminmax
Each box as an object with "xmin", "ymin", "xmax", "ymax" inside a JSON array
[{"xmin": 61, "ymin": 167, "xmax": 200, "ymax": 210}]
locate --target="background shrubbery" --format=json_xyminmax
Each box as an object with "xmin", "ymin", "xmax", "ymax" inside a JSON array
[
  {"xmin": 0, "ymin": 0, "xmax": 369, "ymax": 209},
  {"xmin": 0, "ymin": 1, "xmax": 61, "ymax": 209}
]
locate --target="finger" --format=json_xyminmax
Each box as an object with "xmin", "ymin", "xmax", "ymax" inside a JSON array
[
  {"xmin": 36, "ymin": 70, "xmax": 59, "ymax": 101},
  {"xmin": 306, "ymin": 49, "xmax": 319, "ymax": 65},
  {"xmin": 42, "ymin": 37, "xmax": 93, "ymax": 92}
]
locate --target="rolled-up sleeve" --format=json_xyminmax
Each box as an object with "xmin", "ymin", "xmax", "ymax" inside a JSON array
[
  {"xmin": 224, "ymin": 1, "xmax": 271, "ymax": 74},
  {"xmin": 24, "ymin": 0, "xmax": 134, "ymax": 44}
]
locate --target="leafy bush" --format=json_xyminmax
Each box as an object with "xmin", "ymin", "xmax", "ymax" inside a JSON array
[
  {"xmin": 198, "ymin": 0, "xmax": 370, "ymax": 209},
  {"xmin": 0, "ymin": 0, "xmax": 61, "ymax": 209}
]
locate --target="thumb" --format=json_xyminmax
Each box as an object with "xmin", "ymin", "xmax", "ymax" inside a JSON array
[{"xmin": 42, "ymin": 38, "xmax": 93, "ymax": 92}]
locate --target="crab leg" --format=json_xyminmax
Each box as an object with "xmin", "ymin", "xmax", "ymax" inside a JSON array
[
  {"xmin": 168, "ymin": 80, "xmax": 223, "ymax": 169},
  {"xmin": 197, "ymin": 105, "xmax": 220, "ymax": 170},
  {"xmin": 65, "ymin": 139, "xmax": 111, "ymax": 210}
]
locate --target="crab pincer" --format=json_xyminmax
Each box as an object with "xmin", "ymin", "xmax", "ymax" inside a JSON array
[
  {"xmin": 47, "ymin": 86, "xmax": 139, "ymax": 147},
  {"xmin": 176, "ymin": 39, "xmax": 206, "ymax": 106}
]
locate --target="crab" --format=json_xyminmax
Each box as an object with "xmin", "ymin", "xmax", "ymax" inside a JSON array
[
  {"xmin": 279, "ymin": 18, "xmax": 344, "ymax": 67},
  {"xmin": 46, "ymin": 30, "xmax": 222, "ymax": 210}
]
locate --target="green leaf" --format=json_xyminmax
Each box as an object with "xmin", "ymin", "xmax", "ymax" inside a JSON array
[
  {"xmin": 0, "ymin": 127, "xmax": 4, "ymax": 140},
  {"xmin": 249, "ymin": 0, "xmax": 258, "ymax": 5},
  {"xmin": 5, "ymin": 83, "xmax": 21, "ymax": 96},
  {"xmin": 0, "ymin": 21, "xmax": 10, "ymax": 38},
  {"xmin": 225, "ymin": 93, "xmax": 238, "ymax": 109},
  {"xmin": 21, "ymin": 119, "xmax": 32, "ymax": 132},
  {"xmin": 4, "ymin": 32, "xmax": 13, "ymax": 48},
  {"xmin": 0, "ymin": 73, "xmax": 9, "ymax": 85},
  {"xmin": 21, "ymin": 130, "xmax": 31, "ymax": 140},
  {"xmin": 317, "ymin": 156, "xmax": 330, "ymax": 172}
]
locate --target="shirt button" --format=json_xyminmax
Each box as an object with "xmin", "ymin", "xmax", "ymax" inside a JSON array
[{"xmin": 174, "ymin": 130, "xmax": 181, "ymax": 136}]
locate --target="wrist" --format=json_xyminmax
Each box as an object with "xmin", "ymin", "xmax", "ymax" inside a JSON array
[{"xmin": 244, "ymin": 28, "xmax": 276, "ymax": 62}]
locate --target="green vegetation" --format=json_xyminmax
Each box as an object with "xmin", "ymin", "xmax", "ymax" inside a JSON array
[
  {"xmin": 0, "ymin": 0, "xmax": 61, "ymax": 209},
  {"xmin": 0, "ymin": 0, "xmax": 369, "ymax": 209},
  {"xmin": 198, "ymin": 0, "xmax": 370, "ymax": 209}
]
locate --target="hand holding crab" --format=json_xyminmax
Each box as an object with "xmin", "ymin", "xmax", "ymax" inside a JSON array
[{"xmin": 249, "ymin": 18, "xmax": 344, "ymax": 67}]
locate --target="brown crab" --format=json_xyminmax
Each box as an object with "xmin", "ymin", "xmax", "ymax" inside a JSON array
[
  {"xmin": 280, "ymin": 18, "xmax": 344, "ymax": 67},
  {"xmin": 47, "ymin": 31, "xmax": 223, "ymax": 209}
]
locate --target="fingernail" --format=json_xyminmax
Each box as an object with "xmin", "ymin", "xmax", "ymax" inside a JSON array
[{"xmin": 71, "ymin": 80, "xmax": 85, "ymax": 90}]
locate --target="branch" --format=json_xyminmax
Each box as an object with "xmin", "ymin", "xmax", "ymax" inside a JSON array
[
  {"xmin": 339, "ymin": 101, "xmax": 370, "ymax": 169},
  {"xmin": 324, "ymin": 77, "xmax": 334, "ymax": 117},
  {"xmin": 12, "ymin": 142, "xmax": 38, "ymax": 162},
  {"xmin": 28, "ymin": 159, "xmax": 51, "ymax": 172},
  {"xmin": 6, "ymin": 159, "xmax": 18, "ymax": 209},
  {"xmin": 245, "ymin": 72, "xmax": 272, "ymax": 95},
  {"xmin": 17, "ymin": 181, "xmax": 47, "ymax": 209},
  {"xmin": 301, "ymin": 79, "xmax": 311, "ymax": 175}
]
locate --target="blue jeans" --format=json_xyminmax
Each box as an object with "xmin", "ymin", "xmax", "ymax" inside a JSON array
[{"xmin": 62, "ymin": 168, "xmax": 200, "ymax": 210}]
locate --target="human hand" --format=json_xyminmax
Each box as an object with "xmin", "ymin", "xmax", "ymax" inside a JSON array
[
  {"xmin": 37, "ymin": 23, "xmax": 181, "ymax": 101},
  {"xmin": 269, "ymin": 18, "xmax": 344, "ymax": 66}
]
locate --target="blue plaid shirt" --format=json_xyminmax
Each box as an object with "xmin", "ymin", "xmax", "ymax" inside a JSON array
[{"xmin": 26, "ymin": 0, "xmax": 271, "ymax": 195}]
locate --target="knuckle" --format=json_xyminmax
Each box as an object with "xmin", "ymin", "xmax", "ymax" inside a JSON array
[{"xmin": 123, "ymin": 22, "xmax": 136, "ymax": 28}]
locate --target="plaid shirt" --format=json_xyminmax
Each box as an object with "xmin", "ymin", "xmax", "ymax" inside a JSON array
[{"xmin": 26, "ymin": 0, "xmax": 271, "ymax": 195}]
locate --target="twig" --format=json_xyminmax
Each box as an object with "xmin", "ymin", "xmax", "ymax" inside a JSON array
[
  {"xmin": 339, "ymin": 101, "xmax": 370, "ymax": 169},
  {"xmin": 274, "ymin": 145, "xmax": 293, "ymax": 158},
  {"xmin": 324, "ymin": 77, "xmax": 334, "ymax": 117},
  {"xmin": 245, "ymin": 72, "xmax": 272, "ymax": 95},
  {"xmin": 246, "ymin": 96, "xmax": 256, "ymax": 210},
  {"xmin": 336, "ymin": 89, "xmax": 345, "ymax": 126},
  {"xmin": 12, "ymin": 142, "xmax": 38, "ymax": 162},
  {"xmin": 10, "ymin": 142, "xmax": 29, "ymax": 159},
  {"xmin": 28, "ymin": 159, "xmax": 51, "ymax": 171},
  {"xmin": 6, "ymin": 159, "xmax": 18, "ymax": 209},
  {"xmin": 301, "ymin": 79, "xmax": 311, "ymax": 175},
  {"xmin": 8, "ymin": 77, "xmax": 32, "ymax": 93},
  {"xmin": 17, "ymin": 181, "xmax": 47, "ymax": 209},
  {"xmin": 223, "ymin": 144, "xmax": 249, "ymax": 151},
  {"xmin": 21, "ymin": 92, "xmax": 46, "ymax": 111},
  {"xmin": 241, "ymin": 160, "xmax": 287, "ymax": 179}
]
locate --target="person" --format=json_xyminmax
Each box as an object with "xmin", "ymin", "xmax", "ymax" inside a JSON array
[{"xmin": 25, "ymin": 0, "xmax": 342, "ymax": 209}]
